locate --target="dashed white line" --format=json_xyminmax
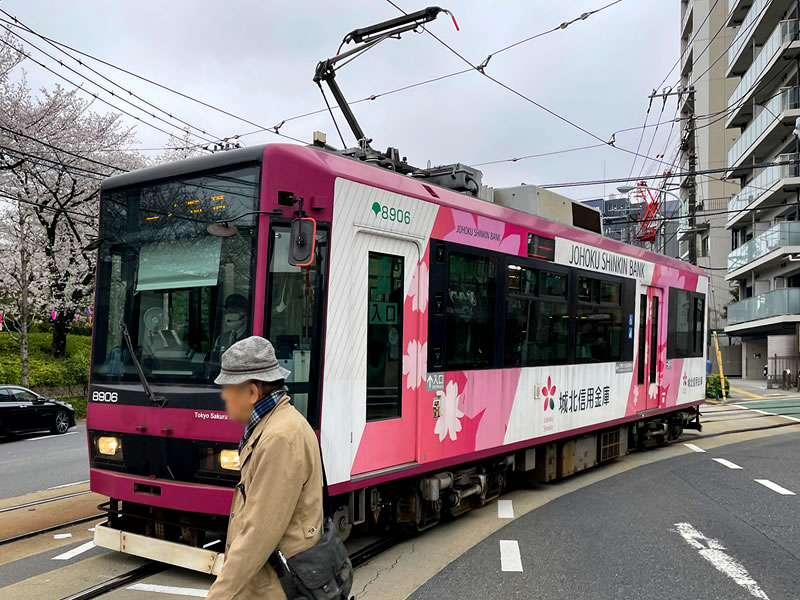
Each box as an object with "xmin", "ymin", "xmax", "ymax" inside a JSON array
[
  {"xmin": 674, "ymin": 523, "xmax": 770, "ymax": 599},
  {"xmin": 53, "ymin": 533, "xmax": 72, "ymax": 539},
  {"xmin": 47, "ymin": 480, "xmax": 89, "ymax": 490},
  {"xmin": 202, "ymin": 538, "xmax": 221, "ymax": 549},
  {"xmin": 729, "ymin": 404, "xmax": 800, "ymax": 423},
  {"xmin": 26, "ymin": 431, "xmax": 78, "ymax": 441},
  {"xmin": 684, "ymin": 443, "xmax": 706, "ymax": 453},
  {"xmin": 499, "ymin": 540, "xmax": 523, "ymax": 572},
  {"xmin": 712, "ymin": 458, "xmax": 743, "ymax": 470},
  {"xmin": 497, "ymin": 499, "xmax": 514, "ymax": 519},
  {"xmin": 128, "ymin": 583, "xmax": 208, "ymax": 597},
  {"xmin": 52, "ymin": 541, "xmax": 95, "ymax": 561},
  {"xmin": 754, "ymin": 479, "xmax": 796, "ymax": 496}
]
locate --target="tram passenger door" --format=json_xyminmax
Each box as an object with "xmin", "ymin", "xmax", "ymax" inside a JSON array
[
  {"xmin": 637, "ymin": 287, "xmax": 663, "ymax": 411},
  {"xmin": 351, "ymin": 238, "xmax": 419, "ymax": 475}
]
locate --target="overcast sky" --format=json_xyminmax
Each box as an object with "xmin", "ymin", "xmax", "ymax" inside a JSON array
[{"xmin": 4, "ymin": 0, "xmax": 679, "ymax": 200}]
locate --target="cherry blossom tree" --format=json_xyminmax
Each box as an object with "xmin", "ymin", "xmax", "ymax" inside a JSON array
[{"xmin": 0, "ymin": 31, "xmax": 144, "ymax": 357}]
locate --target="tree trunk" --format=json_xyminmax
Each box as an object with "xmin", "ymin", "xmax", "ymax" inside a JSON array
[
  {"xmin": 17, "ymin": 210, "xmax": 31, "ymax": 387},
  {"xmin": 51, "ymin": 312, "xmax": 71, "ymax": 358}
]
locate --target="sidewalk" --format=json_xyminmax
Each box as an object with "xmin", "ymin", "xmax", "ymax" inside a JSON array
[{"xmin": 724, "ymin": 377, "xmax": 800, "ymax": 401}]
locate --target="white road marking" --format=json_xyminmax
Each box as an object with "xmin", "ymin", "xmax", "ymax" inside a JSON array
[
  {"xmin": 674, "ymin": 523, "xmax": 770, "ymax": 599},
  {"xmin": 47, "ymin": 480, "xmax": 89, "ymax": 490},
  {"xmin": 52, "ymin": 541, "xmax": 95, "ymax": 561},
  {"xmin": 712, "ymin": 458, "xmax": 743, "ymax": 470},
  {"xmin": 53, "ymin": 533, "xmax": 72, "ymax": 539},
  {"xmin": 729, "ymin": 405, "xmax": 800, "ymax": 423},
  {"xmin": 26, "ymin": 431, "xmax": 77, "ymax": 441},
  {"xmin": 497, "ymin": 499, "xmax": 514, "ymax": 519},
  {"xmin": 88, "ymin": 528, "xmax": 95, "ymax": 532},
  {"xmin": 128, "ymin": 583, "xmax": 208, "ymax": 597},
  {"xmin": 754, "ymin": 479, "xmax": 796, "ymax": 496},
  {"xmin": 202, "ymin": 538, "xmax": 221, "ymax": 549},
  {"xmin": 499, "ymin": 540, "xmax": 523, "ymax": 572},
  {"xmin": 684, "ymin": 443, "xmax": 706, "ymax": 453}
]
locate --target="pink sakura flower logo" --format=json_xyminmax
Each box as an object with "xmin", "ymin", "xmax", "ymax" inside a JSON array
[
  {"xmin": 542, "ymin": 376, "xmax": 556, "ymax": 411},
  {"xmin": 682, "ymin": 373, "xmax": 688, "ymax": 386},
  {"xmin": 402, "ymin": 340, "xmax": 427, "ymax": 390}
]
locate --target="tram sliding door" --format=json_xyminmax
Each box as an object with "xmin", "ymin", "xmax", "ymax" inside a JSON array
[
  {"xmin": 637, "ymin": 286, "xmax": 664, "ymax": 411},
  {"xmin": 350, "ymin": 235, "xmax": 420, "ymax": 475}
]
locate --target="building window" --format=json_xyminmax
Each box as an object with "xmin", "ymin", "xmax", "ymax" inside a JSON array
[
  {"xmin": 700, "ymin": 234, "xmax": 709, "ymax": 257},
  {"xmin": 667, "ymin": 288, "xmax": 705, "ymax": 358}
]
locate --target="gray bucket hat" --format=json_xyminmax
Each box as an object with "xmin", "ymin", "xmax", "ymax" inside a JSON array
[{"xmin": 214, "ymin": 336, "xmax": 291, "ymax": 385}]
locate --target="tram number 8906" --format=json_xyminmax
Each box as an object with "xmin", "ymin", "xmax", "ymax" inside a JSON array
[{"xmin": 91, "ymin": 391, "xmax": 118, "ymax": 403}]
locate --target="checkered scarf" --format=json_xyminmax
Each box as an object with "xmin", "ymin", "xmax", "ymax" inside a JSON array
[{"xmin": 239, "ymin": 386, "xmax": 287, "ymax": 453}]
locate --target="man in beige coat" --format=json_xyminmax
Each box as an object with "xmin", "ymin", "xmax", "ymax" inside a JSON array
[{"xmin": 207, "ymin": 336, "xmax": 323, "ymax": 600}]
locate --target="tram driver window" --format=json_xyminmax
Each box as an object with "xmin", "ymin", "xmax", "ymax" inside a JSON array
[
  {"xmin": 667, "ymin": 289, "xmax": 705, "ymax": 358},
  {"xmin": 446, "ymin": 252, "xmax": 496, "ymax": 369},
  {"xmin": 575, "ymin": 277, "xmax": 624, "ymax": 363}
]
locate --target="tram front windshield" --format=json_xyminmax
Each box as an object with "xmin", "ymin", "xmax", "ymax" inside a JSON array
[{"xmin": 92, "ymin": 165, "xmax": 259, "ymax": 385}]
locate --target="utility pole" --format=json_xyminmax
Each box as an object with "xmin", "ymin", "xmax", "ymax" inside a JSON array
[
  {"xmin": 686, "ymin": 99, "xmax": 698, "ymax": 265},
  {"xmin": 646, "ymin": 86, "xmax": 697, "ymax": 263}
]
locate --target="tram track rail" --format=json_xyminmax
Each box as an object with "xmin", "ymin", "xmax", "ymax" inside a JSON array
[
  {"xmin": 0, "ymin": 490, "xmax": 91, "ymax": 514},
  {"xmin": 0, "ymin": 513, "xmax": 105, "ymax": 547},
  {"xmin": 59, "ymin": 562, "xmax": 167, "ymax": 600}
]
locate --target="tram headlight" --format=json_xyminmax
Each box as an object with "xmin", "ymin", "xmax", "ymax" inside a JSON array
[
  {"xmin": 219, "ymin": 449, "xmax": 241, "ymax": 471},
  {"xmin": 97, "ymin": 436, "xmax": 122, "ymax": 457}
]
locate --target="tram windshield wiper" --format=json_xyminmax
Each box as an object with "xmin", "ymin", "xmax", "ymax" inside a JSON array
[{"xmin": 120, "ymin": 322, "xmax": 168, "ymax": 408}]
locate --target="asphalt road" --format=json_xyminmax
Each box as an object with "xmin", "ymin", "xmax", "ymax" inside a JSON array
[
  {"xmin": 412, "ymin": 432, "xmax": 800, "ymax": 600},
  {"xmin": 0, "ymin": 422, "xmax": 88, "ymax": 499}
]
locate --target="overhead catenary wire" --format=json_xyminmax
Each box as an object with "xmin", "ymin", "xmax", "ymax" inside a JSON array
[
  {"xmin": 0, "ymin": 24, "xmax": 219, "ymax": 149},
  {"xmin": 0, "ymin": 14, "xmax": 309, "ymax": 146},
  {"xmin": 0, "ymin": 9, "xmax": 222, "ymax": 147}
]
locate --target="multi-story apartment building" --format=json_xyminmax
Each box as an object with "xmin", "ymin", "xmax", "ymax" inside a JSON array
[
  {"xmin": 679, "ymin": 0, "xmax": 742, "ymax": 362},
  {"xmin": 724, "ymin": 0, "xmax": 800, "ymax": 379}
]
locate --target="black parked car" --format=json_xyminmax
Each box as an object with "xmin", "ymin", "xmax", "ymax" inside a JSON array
[{"xmin": 0, "ymin": 386, "xmax": 76, "ymax": 436}]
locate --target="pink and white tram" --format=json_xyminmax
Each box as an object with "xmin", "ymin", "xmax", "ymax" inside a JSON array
[{"xmin": 87, "ymin": 142, "xmax": 707, "ymax": 571}]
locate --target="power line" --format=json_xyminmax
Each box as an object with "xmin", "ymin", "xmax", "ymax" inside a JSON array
[
  {"xmin": 0, "ymin": 191, "xmax": 98, "ymax": 226},
  {"xmin": 0, "ymin": 37, "xmax": 195, "ymax": 144},
  {"xmin": 0, "ymin": 15, "xmax": 309, "ymax": 146},
  {"xmin": 0, "ymin": 10, "xmax": 221, "ymax": 147},
  {"xmin": 0, "ymin": 124, "xmax": 127, "ymax": 173},
  {"xmin": 540, "ymin": 156, "xmax": 799, "ymax": 189},
  {"xmin": 0, "ymin": 22, "xmax": 217, "ymax": 147},
  {"xmin": 0, "ymin": 144, "xmax": 110, "ymax": 178},
  {"xmin": 658, "ymin": 0, "xmax": 721, "ymax": 91}
]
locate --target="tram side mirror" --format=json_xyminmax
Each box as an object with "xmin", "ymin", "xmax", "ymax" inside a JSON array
[{"xmin": 288, "ymin": 218, "xmax": 317, "ymax": 267}]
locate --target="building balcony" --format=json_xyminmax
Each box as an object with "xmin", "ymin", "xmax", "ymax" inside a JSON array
[
  {"xmin": 681, "ymin": 1, "xmax": 693, "ymax": 40},
  {"xmin": 727, "ymin": 0, "xmax": 753, "ymax": 27},
  {"xmin": 727, "ymin": 153, "xmax": 800, "ymax": 226},
  {"xmin": 728, "ymin": 87, "xmax": 800, "ymax": 175},
  {"xmin": 681, "ymin": 44, "xmax": 693, "ymax": 77},
  {"xmin": 727, "ymin": 221, "xmax": 800, "ymax": 279},
  {"xmin": 726, "ymin": 288, "xmax": 800, "ymax": 334},
  {"xmin": 727, "ymin": 0, "xmax": 794, "ymax": 77},
  {"xmin": 727, "ymin": 20, "xmax": 800, "ymax": 129}
]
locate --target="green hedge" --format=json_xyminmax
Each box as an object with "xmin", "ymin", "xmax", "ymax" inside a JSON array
[
  {"xmin": 0, "ymin": 332, "xmax": 91, "ymax": 393},
  {"xmin": 706, "ymin": 373, "xmax": 730, "ymax": 399}
]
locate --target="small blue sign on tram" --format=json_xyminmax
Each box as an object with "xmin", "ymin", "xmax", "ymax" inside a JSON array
[
  {"xmin": 628, "ymin": 314, "xmax": 633, "ymax": 326},
  {"xmin": 628, "ymin": 326, "xmax": 633, "ymax": 339}
]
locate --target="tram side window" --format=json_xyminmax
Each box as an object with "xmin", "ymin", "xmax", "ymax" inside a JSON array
[
  {"xmin": 505, "ymin": 266, "xmax": 568, "ymax": 366},
  {"xmin": 446, "ymin": 252, "xmax": 497, "ymax": 369},
  {"xmin": 667, "ymin": 289, "xmax": 705, "ymax": 358},
  {"xmin": 366, "ymin": 253, "xmax": 404, "ymax": 421},
  {"xmin": 575, "ymin": 276, "xmax": 624, "ymax": 363}
]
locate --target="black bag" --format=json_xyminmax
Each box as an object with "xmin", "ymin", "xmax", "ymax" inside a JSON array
[{"xmin": 271, "ymin": 517, "xmax": 353, "ymax": 600}]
